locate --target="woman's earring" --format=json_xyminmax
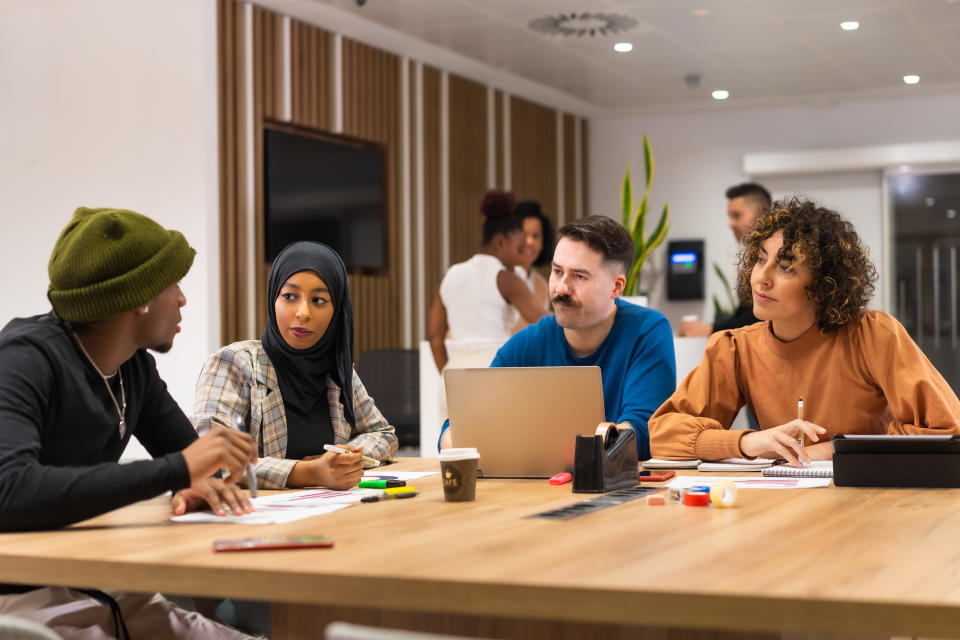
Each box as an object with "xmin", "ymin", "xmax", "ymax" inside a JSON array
[{"xmin": 142, "ymin": 306, "xmax": 149, "ymax": 313}]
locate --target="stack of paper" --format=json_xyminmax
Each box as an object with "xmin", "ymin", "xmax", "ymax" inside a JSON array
[
  {"xmin": 697, "ymin": 458, "xmax": 776, "ymax": 472},
  {"xmin": 643, "ymin": 458, "xmax": 700, "ymax": 469}
]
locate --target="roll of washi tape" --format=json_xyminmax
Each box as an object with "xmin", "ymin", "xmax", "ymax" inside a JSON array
[
  {"xmin": 682, "ymin": 491, "xmax": 710, "ymax": 507},
  {"xmin": 710, "ymin": 480, "xmax": 738, "ymax": 508}
]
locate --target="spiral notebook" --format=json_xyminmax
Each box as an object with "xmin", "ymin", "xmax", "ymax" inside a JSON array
[{"xmin": 762, "ymin": 460, "xmax": 833, "ymax": 478}]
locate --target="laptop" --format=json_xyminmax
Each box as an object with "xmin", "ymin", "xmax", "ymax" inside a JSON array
[{"xmin": 443, "ymin": 366, "xmax": 605, "ymax": 478}]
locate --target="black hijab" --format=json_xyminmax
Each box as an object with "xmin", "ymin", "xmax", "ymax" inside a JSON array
[{"xmin": 261, "ymin": 241, "xmax": 356, "ymax": 430}]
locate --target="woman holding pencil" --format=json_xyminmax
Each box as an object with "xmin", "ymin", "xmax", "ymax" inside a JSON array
[
  {"xmin": 193, "ymin": 241, "xmax": 397, "ymax": 490},
  {"xmin": 649, "ymin": 197, "xmax": 960, "ymax": 465}
]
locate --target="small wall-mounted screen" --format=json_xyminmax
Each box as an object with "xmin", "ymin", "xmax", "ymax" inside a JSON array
[{"xmin": 264, "ymin": 128, "xmax": 385, "ymax": 270}]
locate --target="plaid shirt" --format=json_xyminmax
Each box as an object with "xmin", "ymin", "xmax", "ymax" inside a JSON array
[{"xmin": 193, "ymin": 340, "xmax": 398, "ymax": 489}]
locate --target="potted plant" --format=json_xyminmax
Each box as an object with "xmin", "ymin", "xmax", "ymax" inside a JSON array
[
  {"xmin": 620, "ymin": 134, "xmax": 670, "ymax": 304},
  {"xmin": 712, "ymin": 261, "xmax": 738, "ymax": 324}
]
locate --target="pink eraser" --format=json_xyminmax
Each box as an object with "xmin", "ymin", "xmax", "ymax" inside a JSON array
[
  {"xmin": 646, "ymin": 494, "xmax": 666, "ymax": 506},
  {"xmin": 549, "ymin": 472, "xmax": 572, "ymax": 485}
]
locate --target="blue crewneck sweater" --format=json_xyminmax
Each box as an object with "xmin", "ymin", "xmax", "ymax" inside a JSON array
[{"xmin": 440, "ymin": 298, "xmax": 676, "ymax": 459}]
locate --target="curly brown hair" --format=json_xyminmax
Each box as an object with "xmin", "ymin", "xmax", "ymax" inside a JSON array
[{"xmin": 736, "ymin": 197, "xmax": 877, "ymax": 333}]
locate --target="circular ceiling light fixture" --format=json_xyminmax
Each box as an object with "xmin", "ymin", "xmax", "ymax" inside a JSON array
[
  {"xmin": 903, "ymin": 74, "xmax": 920, "ymax": 84},
  {"xmin": 712, "ymin": 90, "xmax": 730, "ymax": 100},
  {"xmin": 614, "ymin": 42, "xmax": 633, "ymax": 52},
  {"xmin": 529, "ymin": 12, "xmax": 638, "ymax": 37},
  {"xmin": 840, "ymin": 21, "xmax": 860, "ymax": 31}
]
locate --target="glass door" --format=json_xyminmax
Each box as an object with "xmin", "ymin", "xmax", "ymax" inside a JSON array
[{"xmin": 888, "ymin": 171, "xmax": 960, "ymax": 394}]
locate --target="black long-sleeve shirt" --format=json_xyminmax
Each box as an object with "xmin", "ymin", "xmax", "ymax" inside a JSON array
[{"xmin": 0, "ymin": 313, "xmax": 196, "ymax": 533}]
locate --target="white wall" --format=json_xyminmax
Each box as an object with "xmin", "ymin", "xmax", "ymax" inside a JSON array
[
  {"xmin": 589, "ymin": 92, "xmax": 960, "ymax": 328},
  {"xmin": 0, "ymin": 0, "xmax": 219, "ymax": 430}
]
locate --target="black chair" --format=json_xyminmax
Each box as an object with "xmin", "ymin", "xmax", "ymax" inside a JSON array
[{"xmin": 357, "ymin": 349, "xmax": 419, "ymax": 449}]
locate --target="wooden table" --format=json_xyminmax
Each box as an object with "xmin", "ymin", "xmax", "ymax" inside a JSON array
[{"xmin": 2, "ymin": 458, "xmax": 960, "ymax": 639}]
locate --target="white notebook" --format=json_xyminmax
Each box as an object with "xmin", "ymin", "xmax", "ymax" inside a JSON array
[
  {"xmin": 697, "ymin": 458, "xmax": 776, "ymax": 472},
  {"xmin": 762, "ymin": 460, "xmax": 833, "ymax": 478}
]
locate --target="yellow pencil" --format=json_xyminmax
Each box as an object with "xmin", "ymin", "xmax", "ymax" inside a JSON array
[{"xmin": 797, "ymin": 397, "xmax": 804, "ymax": 449}]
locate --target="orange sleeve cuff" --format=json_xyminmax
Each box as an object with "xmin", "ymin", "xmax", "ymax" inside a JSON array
[{"xmin": 694, "ymin": 429, "xmax": 748, "ymax": 461}]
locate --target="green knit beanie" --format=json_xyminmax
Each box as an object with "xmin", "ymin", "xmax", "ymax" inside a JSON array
[{"xmin": 47, "ymin": 207, "xmax": 197, "ymax": 323}]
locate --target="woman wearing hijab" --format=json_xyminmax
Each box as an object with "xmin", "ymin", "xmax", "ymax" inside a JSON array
[{"xmin": 193, "ymin": 242, "xmax": 398, "ymax": 490}]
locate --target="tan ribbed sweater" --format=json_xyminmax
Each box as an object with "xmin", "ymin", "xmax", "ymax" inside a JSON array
[{"xmin": 649, "ymin": 310, "xmax": 960, "ymax": 461}]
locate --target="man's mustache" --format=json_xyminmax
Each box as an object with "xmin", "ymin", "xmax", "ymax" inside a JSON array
[{"xmin": 551, "ymin": 294, "xmax": 580, "ymax": 308}]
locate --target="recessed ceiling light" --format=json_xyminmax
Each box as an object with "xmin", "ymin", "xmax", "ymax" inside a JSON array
[
  {"xmin": 840, "ymin": 21, "xmax": 860, "ymax": 31},
  {"xmin": 926, "ymin": 197, "xmax": 937, "ymax": 207},
  {"xmin": 947, "ymin": 209, "xmax": 957, "ymax": 219},
  {"xmin": 712, "ymin": 90, "xmax": 730, "ymax": 100},
  {"xmin": 903, "ymin": 74, "xmax": 920, "ymax": 84},
  {"xmin": 614, "ymin": 42, "xmax": 633, "ymax": 53}
]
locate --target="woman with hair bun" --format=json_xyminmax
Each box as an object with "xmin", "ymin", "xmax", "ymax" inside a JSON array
[
  {"xmin": 649, "ymin": 197, "xmax": 960, "ymax": 464},
  {"xmin": 428, "ymin": 189, "xmax": 546, "ymax": 373}
]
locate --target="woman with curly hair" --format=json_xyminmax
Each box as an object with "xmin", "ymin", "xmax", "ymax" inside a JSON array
[{"xmin": 649, "ymin": 197, "xmax": 960, "ymax": 465}]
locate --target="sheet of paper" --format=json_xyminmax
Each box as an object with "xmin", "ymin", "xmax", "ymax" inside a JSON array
[
  {"xmin": 171, "ymin": 488, "xmax": 376, "ymax": 525},
  {"xmin": 666, "ymin": 475, "xmax": 832, "ymax": 490},
  {"xmin": 361, "ymin": 470, "xmax": 438, "ymax": 481},
  {"xmin": 172, "ymin": 502, "xmax": 351, "ymax": 525}
]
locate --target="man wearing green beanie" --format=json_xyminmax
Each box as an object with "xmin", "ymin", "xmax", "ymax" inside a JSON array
[{"xmin": 0, "ymin": 207, "xmax": 260, "ymax": 638}]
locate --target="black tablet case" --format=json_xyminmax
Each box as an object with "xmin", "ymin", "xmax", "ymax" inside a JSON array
[{"xmin": 832, "ymin": 435, "xmax": 960, "ymax": 488}]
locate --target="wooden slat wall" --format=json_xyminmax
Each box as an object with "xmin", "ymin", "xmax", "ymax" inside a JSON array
[
  {"xmin": 581, "ymin": 119, "xmax": 589, "ymax": 219},
  {"xmin": 421, "ymin": 67, "xmax": 442, "ymax": 338},
  {"xmin": 341, "ymin": 38, "xmax": 402, "ymax": 354},
  {"xmin": 510, "ymin": 96, "xmax": 559, "ymax": 232},
  {"xmin": 290, "ymin": 23, "xmax": 332, "ymax": 130},
  {"xmin": 218, "ymin": 0, "xmax": 239, "ymax": 343},
  {"xmin": 217, "ymin": 0, "xmax": 589, "ymax": 352},
  {"xmin": 448, "ymin": 75, "xmax": 488, "ymax": 268},
  {"xmin": 494, "ymin": 90, "xmax": 505, "ymax": 189},
  {"xmin": 563, "ymin": 114, "xmax": 578, "ymax": 223}
]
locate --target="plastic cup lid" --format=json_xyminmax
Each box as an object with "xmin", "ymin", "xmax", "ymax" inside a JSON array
[{"xmin": 439, "ymin": 447, "xmax": 480, "ymax": 461}]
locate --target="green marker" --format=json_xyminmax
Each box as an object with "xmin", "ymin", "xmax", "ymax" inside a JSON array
[{"xmin": 358, "ymin": 479, "xmax": 406, "ymax": 489}]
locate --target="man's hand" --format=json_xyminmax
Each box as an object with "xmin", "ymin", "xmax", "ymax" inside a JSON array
[
  {"xmin": 678, "ymin": 321, "xmax": 712, "ymax": 337},
  {"xmin": 181, "ymin": 425, "xmax": 257, "ymax": 485},
  {"xmin": 171, "ymin": 477, "xmax": 253, "ymax": 517},
  {"xmin": 288, "ymin": 444, "xmax": 364, "ymax": 489},
  {"xmin": 739, "ymin": 420, "xmax": 827, "ymax": 466}
]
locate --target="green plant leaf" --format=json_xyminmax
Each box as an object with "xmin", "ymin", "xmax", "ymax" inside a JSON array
[
  {"xmin": 712, "ymin": 261, "xmax": 737, "ymax": 311},
  {"xmin": 625, "ymin": 255, "xmax": 643, "ymax": 296},
  {"xmin": 645, "ymin": 203, "xmax": 670, "ymax": 252},
  {"xmin": 642, "ymin": 135, "xmax": 654, "ymax": 193},
  {"xmin": 713, "ymin": 295, "xmax": 723, "ymax": 315},
  {"xmin": 620, "ymin": 165, "xmax": 632, "ymax": 228},
  {"xmin": 634, "ymin": 196, "xmax": 648, "ymax": 254}
]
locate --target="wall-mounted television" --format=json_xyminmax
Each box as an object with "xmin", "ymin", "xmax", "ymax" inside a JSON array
[{"xmin": 264, "ymin": 127, "xmax": 386, "ymax": 271}]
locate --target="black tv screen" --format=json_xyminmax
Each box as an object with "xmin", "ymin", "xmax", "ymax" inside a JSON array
[{"xmin": 264, "ymin": 128, "xmax": 386, "ymax": 270}]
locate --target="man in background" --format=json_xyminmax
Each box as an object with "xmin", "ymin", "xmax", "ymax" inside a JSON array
[{"xmin": 678, "ymin": 182, "xmax": 771, "ymax": 336}]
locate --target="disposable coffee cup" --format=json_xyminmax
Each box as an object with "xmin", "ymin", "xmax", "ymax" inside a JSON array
[{"xmin": 439, "ymin": 448, "xmax": 479, "ymax": 502}]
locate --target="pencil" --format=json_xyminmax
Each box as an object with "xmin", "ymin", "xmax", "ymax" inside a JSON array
[
  {"xmin": 323, "ymin": 443, "xmax": 380, "ymax": 467},
  {"xmin": 797, "ymin": 397, "xmax": 804, "ymax": 449}
]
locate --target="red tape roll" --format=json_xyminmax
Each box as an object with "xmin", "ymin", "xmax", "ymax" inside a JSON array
[{"xmin": 682, "ymin": 491, "xmax": 711, "ymax": 507}]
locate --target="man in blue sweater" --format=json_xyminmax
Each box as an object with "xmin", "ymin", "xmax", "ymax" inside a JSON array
[{"xmin": 442, "ymin": 215, "xmax": 676, "ymax": 459}]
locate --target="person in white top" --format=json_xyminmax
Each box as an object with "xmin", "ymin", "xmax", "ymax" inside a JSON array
[
  {"xmin": 511, "ymin": 200, "xmax": 553, "ymax": 333},
  {"xmin": 428, "ymin": 190, "xmax": 547, "ymax": 373}
]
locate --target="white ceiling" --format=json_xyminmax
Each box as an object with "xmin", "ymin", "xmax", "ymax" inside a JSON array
[{"xmin": 282, "ymin": 0, "xmax": 960, "ymax": 114}]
